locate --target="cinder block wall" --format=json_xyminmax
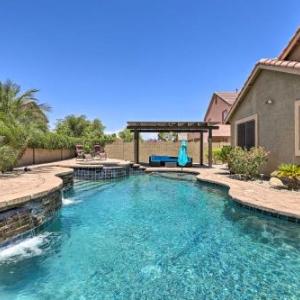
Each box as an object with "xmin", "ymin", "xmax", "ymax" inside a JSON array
[
  {"xmin": 17, "ymin": 148, "xmax": 75, "ymax": 167},
  {"xmin": 105, "ymin": 141, "xmax": 228, "ymax": 164}
]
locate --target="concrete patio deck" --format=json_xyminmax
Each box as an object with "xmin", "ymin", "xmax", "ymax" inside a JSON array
[{"xmin": 1, "ymin": 159, "xmax": 299, "ymax": 220}]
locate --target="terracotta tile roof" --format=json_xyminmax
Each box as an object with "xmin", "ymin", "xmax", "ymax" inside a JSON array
[
  {"xmin": 215, "ymin": 92, "xmax": 238, "ymax": 105},
  {"xmin": 259, "ymin": 58, "xmax": 300, "ymax": 70},
  {"xmin": 225, "ymin": 58, "xmax": 300, "ymax": 123}
]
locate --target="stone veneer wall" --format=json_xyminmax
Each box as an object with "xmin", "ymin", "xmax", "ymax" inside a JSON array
[
  {"xmin": 0, "ymin": 190, "xmax": 61, "ymax": 246},
  {"xmin": 0, "ymin": 172, "xmax": 73, "ymax": 246},
  {"xmin": 58, "ymin": 172, "xmax": 74, "ymax": 189},
  {"xmin": 73, "ymin": 165, "xmax": 144, "ymax": 180}
]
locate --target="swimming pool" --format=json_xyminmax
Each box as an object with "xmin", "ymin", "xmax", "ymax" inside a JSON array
[{"xmin": 0, "ymin": 174, "xmax": 299, "ymax": 299}]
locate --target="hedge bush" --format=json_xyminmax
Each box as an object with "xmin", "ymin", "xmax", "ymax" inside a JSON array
[
  {"xmin": 0, "ymin": 146, "xmax": 18, "ymax": 172},
  {"xmin": 228, "ymin": 147, "xmax": 269, "ymax": 179},
  {"xmin": 27, "ymin": 131, "xmax": 83, "ymax": 150}
]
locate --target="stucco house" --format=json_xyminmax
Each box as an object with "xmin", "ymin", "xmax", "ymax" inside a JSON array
[
  {"xmin": 188, "ymin": 91, "xmax": 238, "ymax": 142},
  {"xmin": 226, "ymin": 28, "xmax": 300, "ymax": 174}
]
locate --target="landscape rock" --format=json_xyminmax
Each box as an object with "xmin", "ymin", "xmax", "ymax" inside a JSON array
[{"xmin": 269, "ymin": 177, "xmax": 286, "ymax": 189}]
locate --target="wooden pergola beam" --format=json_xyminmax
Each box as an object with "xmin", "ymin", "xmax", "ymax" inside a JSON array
[
  {"xmin": 127, "ymin": 121, "xmax": 218, "ymax": 132},
  {"xmin": 129, "ymin": 129, "xmax": 208, "ymax": 133}
]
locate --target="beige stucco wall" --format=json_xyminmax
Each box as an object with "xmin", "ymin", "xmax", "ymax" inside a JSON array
[
  {"xmin": 18, "ymin": 148, "xmax": 75, "ymax": 167},
  {"xmin": 189, "ymin": 94, "xmax": 231, "ymax": 142},
  {"xmin": 230, "ymin": 69, "xmax": 300, "ymax": 174},
  {"xmin": 286, "ymin": 43, "xmax": 300, "ymax": 62},
  {"xmin": 205, "ymin": 94, "xmax": 231, "ymax": 123},
  {"xmin": 105, "ymin": 140, "xmax": 228, "ymax": 164}
]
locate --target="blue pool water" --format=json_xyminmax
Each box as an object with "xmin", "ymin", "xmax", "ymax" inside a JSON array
[{"xmin": 0, "ymin": 174, "xmax": 300, "ymax": 299}]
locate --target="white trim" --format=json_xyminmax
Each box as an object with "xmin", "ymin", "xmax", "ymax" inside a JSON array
[
  {"xmin": 234, "ymin": 114, "xmax": 258, "ymax": 147},
  {"xmin": 295, "ymin": 100, "xmax": 300, "ymax": 156}
]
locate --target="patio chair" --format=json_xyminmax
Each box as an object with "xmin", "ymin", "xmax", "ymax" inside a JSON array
[
  {"xmin": 75, "ymin": 144, "xmax": 85, "ymax": 160},
  {"xmin": 93, "ymin": 144, "xmax": 107, "ymax": 161}
]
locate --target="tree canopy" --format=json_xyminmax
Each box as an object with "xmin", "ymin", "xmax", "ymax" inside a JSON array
[
  {"xmin": 55, "ymin": 114, "xmax": 116, "ymax": 148},
  {"xmin": 157, "ymin": 132, "xmax": 178, "ymax": 142},
  {"xmin": 118, "ymin": 128, "xmax": 133, "ymax": 142},
  {"xmin": 55, "ymin": 115, "xmax": 105, "ymax": 138}
]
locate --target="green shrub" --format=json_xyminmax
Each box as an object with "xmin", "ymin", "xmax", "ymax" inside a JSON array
[
  {"xmin": 0, "ymin": 146, "xmax": 18, "ymax": 172},
  {"xmin": 228, "ymin": 147, "xmax": 247, "ymax": 175},
  {"xmin": 211, "ymin": 148, "xmax": 222, "ymax": 164},
  {"xmin": 219, "ymin": 145, "xmax": 233, "ymax": 163},
  {"xmin": 228, "ymin": 147, "xmax": 268, "ymax": 179},
  {"xmin": 271, "ymin": 164, "xmax": 300, "ymax": 190},
  {"xmin": 205, "ymin": 146, "xmax": 234, "ymax": 165},
  {"xmin": 205, "ymin": 147, "xmax": 222, "ymax": 164}
]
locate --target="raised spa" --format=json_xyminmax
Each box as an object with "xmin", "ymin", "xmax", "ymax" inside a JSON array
[{"xmin": 0, "ymin": 174, "xmax": 299, "ymax": 299}]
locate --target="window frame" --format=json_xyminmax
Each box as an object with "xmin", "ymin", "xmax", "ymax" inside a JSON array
[
  {"xmin": 222, "ymin": 110, "xmax": 228, "ymax": 123},
  {"xmin": 295, "ymin": 100, "xmax": 300, "ymax": 156},
  {"xmin": 235, "ymin": 114, "xmax": 258, "ymax": 148}
]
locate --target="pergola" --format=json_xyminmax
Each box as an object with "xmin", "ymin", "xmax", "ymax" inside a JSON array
[{"xmin": 126, "ymin": 121, "xmax": 219, "ymax": 167}]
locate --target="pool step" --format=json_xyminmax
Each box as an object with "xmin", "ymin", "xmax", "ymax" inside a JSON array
[{"xmin": 73, "ymin": 181, "xmax": 110, "ymax": 193}]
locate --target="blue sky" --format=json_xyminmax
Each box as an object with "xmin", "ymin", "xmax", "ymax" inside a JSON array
[{"xmin": 1, "ymin": 0, "xmax": 299, "ymax": 134}]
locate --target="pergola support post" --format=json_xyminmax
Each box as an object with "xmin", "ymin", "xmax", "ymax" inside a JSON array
[
  {"xmin": 200, "ymin": 132, "xmax": 204, "ymax": 166},
  {"xmin": 208, "ymin": 129, "xmax": 213, "ymax": 167},
  {"xmin": 133, "ymin": 131, "xmax": 139, "ymax": 164}
]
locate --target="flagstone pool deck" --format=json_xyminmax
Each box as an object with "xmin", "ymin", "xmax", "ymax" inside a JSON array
[{"xmin": 1, "ymin": 158, "xmax": 300, "ymax": 220}]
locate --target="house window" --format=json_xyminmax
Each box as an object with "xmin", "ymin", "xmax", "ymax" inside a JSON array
[
  {"xmin": 235, "ymin": 114, "xmax": 257, "ymax": 150},
  {"xmin": 222, "ymin": 110, "xmax": 228, "ymax": 123},
  {"xmin": 295, "ymin": 100, "xmax": 300, "ymax": 156}
]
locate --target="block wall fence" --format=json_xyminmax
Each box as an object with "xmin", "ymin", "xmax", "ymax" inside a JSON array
[
  {"xmin": 105, "ymin": 141, "xmax": 228, "ymax": 164},
  {"xmin": 17, "ymin": 141, "xmax": 229, "ymax": 167},
  {"xmin": 18, "ymin": 148, "xmax": 75, "ymax": 167}
]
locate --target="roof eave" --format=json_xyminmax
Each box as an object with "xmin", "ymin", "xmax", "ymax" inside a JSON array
[
  {"xmin": 225, "ymin": 61, "xmax": 300, "ymax": 124},
  {"xmin": 278, "ymin": 28, "xmax": 300, "ymax": 60},
  {"xmin": 204, "ymin": 93, "xmax": 217, "ymax": 121}
]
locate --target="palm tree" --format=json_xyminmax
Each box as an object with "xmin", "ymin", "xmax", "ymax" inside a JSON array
[
  {"xmin": 0, "ymin": 80, "xmax": 50, "ymax": 131},
  {"xmin": 0, "ymin": 80, "xmax": 51, "ymax": 170}
]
